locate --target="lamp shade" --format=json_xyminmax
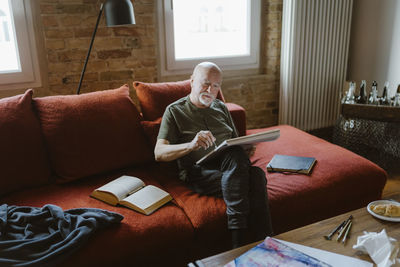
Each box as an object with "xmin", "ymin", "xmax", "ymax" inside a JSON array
[{"xmin": 104, "ymin": 0, "xmax": 135, "ymax": 26}]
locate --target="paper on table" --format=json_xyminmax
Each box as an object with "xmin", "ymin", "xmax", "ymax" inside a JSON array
[
  {"xmin": 353, "ymin": 229, "xmax": 400, "ymax": 267},
  {"xmin": 278, "ymin": 240, "xmax": 373, "ymax": 267},
  {"xmin": 225, "ymin": 237, "xmax": 373, "ymax": 267}
]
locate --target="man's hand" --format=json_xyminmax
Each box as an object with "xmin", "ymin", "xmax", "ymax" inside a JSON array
[{"xmin": 189, "ymin": 130, "xmax": 216, "ymax": 150}]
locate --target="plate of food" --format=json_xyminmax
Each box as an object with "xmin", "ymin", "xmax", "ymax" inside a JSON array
[{"xmin": 367, "ymin": 200, "xmax": 400, "ymax": 222}]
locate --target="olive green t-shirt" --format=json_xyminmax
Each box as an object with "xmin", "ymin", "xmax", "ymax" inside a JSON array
[{"xmin": 158, "ymin": 95, "xmax": 238, "ymax": 180}]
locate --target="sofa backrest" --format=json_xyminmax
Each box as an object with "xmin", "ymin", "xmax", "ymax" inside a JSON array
[
  {"xmin": 0, "ymin": 89, "xmax": 51, "ymax": 196},
  {"xmin": 133, "ymin": 79, "xmax": 226, "ymax": 121},
  {"xmin": 33, "ymin": 85, "xmax": 154, "ymax": 183}
]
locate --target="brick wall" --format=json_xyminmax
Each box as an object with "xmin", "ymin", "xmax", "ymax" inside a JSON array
[{"xmin": 5, "ymin": 0, "xmax": 283, "ymax": 129}]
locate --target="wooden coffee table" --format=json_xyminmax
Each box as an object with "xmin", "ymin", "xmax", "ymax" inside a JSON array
[{"xmin": 192, "ymin": 202, "xmax": 400, "ymax": 266}]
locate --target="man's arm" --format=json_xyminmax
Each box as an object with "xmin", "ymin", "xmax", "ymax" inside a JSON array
[{"xmin": 154, "ymin": 131, "xmax": 216, "ymax": 162}]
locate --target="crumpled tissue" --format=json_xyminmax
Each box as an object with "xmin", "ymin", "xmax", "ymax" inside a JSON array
[{"xmin": 353, "ymin": 229, "xmax": 400, "ymax": 267}]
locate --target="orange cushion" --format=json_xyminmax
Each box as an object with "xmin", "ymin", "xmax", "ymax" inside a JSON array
[
  {"xmin": 140, "ymin": 117, "xmax": 162, "ymax": 148},
  {"xmin": 33, "ymin": 85, "xmax": 153, "ymax": 182},
  {"xmin": 134, "ymin": 80, "xmax": 225, "ymax": 121},
  {"xmin": 0, "ymin": 89, "xmax": 51, "ymax": 195}
]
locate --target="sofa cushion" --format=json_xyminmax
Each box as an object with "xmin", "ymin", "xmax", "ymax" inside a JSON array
[
  {"xmin": 0, "ymin": 166, "xmax": 195, "ymax": 267},
  {"xmin": 33, "ymin": 85, "xmax": 153, "ymax": 182},
  {"xmin": 0, "ymin": 89, "xmax": 51, "ymax": 196},
  {"xmin": 140, "ymin": 117, "xmax": 162, "ymax": 148},
  {"xmin": 134, "ymin": 80, "xmax": 225, "ymax": 121},
  {"xmin": 249, "ymin": 125, "xmax": 387, "ymax": 234}
]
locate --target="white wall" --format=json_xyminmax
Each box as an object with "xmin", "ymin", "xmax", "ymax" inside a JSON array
[{"xmin": 347, "ymin": 0, "xmax": 400, "ymax": 96}]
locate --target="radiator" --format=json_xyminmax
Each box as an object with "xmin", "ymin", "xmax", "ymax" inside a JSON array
[{"xmin": 280, "ymin": 0, "xmax": 353, "ymax": 131}]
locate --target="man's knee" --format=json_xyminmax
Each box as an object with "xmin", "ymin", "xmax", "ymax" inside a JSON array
[{"xmin": 222, "ymin": 146, "xmax": 250, "ymax": 168}]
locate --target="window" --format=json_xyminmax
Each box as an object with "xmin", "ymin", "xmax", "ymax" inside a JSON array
[
  {"xmin": 158, "ymin": 0, "xmax": 261, "ymax": 75},
  {"xmin": 0, "ymin": 0, "xmax": 41, "ymax": 88}
]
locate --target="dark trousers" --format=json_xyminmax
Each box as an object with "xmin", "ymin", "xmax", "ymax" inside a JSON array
[{"xmin": 186, "ymin": 146, "xmax": 273, "ymax": 240}]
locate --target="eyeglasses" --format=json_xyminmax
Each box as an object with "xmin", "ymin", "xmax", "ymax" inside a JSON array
[{"xmin": 201, "ymin": 82, "xmax": 221, "ymax": 91}]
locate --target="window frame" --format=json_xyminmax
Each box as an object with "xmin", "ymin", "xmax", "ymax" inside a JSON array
[
  {"xmin": 157, "ymin": 0, "xmax": 261, "ymax": 76},
  {"xmin": 0, "ymin": 0, "xmax": 42, "ymax": 89}
]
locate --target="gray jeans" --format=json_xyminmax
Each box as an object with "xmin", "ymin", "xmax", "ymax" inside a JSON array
[{"xmin": 186, "ymin": 146, "xmax": 273, "ymax": 240}]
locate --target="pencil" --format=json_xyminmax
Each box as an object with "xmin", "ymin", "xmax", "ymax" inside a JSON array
[{"xmin": 342, "ymin": 221, "xmax": 352, "ymax": 244}]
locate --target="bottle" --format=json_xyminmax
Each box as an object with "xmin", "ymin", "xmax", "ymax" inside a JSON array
[
  {"xmin": 393, "ymin": 93, "xmax": 400, "ymax": 107},
  {"xmin": 368, "ymin": 80, "xmax": 379, "ymax": 105},
  {"xmin": 356, "ymin": 80, "xmax": 368, "ymax": 104},
  {"xmin": 392, "ymin": 84, "xmax": 400, "ymax": 106},
  {"xmin": 380, "ymin": 81, "xmax": 390, "ymax": 105},
  {"xmin": 345, "ymin": 82, "xmax": 356, "ymax": 104}
]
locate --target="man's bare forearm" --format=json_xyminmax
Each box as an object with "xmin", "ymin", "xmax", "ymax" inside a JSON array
[{"xmin": 154, "ymin": 140, "xmax": 193, "ymax": 162}]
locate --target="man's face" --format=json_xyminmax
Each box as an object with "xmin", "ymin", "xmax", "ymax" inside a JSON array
[{"xmin": 191, "ymin": 69, "xmax": 222, "ymax": 108}]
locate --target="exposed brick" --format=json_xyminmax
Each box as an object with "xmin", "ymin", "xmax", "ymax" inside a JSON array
[
  {"xmin": 74, "ymin": 27, "xmax": 110, "ymax": 38},
  {"xmin": 266, "ymin": 101, "xmax": 277, "ymax": 108},
  {"xmin": 100, "ymin": 71, "xmax": 133, "ymax": 81},
  {"xmin": 62, "ymin": 72, "xmax": 98, "ymax": 84},
  {"xmin": 58, "ymin": 50, "xmax": 89, "ymax": 62},
  {"xmin": 59, "ymin": 4, "xmax": 93, "ymax": 14},
  {"xmin": 46, "ymin": 42, "xmax": 64, "ymax": 53},
  {"xmin": 93, "ymin": 38, "xmax": 125, "ymax": 50},
  {"xmin": 81, "ymin": 16, "xmax": 97, "ymax": 27},
  {"xmin": 124, "ymin": 38, "xmax": 141, "ymax": 49},
  {"xmin": 45, "ymin": 29, "xmax": 74, "ymax": 38},
  {"xmin": 65, "ymin": 38, "xmax": 91, "ymax": 49},
  {"xmin": 113, "ymin": 27, "xmax": 143, "ymax": 37},
  {"xmin": 42, "ymin": 16, "xmax": 58, "ymax": 27},
  {"xmin": 48, "ymin": 62, "xmax": 82, "ymax": 73},
  {"xmin": 97, "ymin": 49, "xmax": 132, "ymax": 60},
  {"xmin": 40, "ymin": 4, "xmax": 60, "ymax": 14},
  {"xmin": 133, "ymin": 67, "xmax": 156, "ymax": 78},
  {"xmin": 86, "ymin": 61, "xmax": 107, "ymax": 72},
  {"xmin": 136, "ymin": 15, "xmax": 154, "ymax": 25},
  {"xmin": 134, "ymin": 4, "xmax": 154, "ymax": 14},
  {"xmin": 60, "ymin": 15, "xmax": 83, "ymax": 27}
]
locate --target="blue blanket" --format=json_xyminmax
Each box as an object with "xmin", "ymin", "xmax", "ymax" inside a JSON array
[{"xmin": 0, "ymin": 204, "xmax": 123, "ymax": 267}]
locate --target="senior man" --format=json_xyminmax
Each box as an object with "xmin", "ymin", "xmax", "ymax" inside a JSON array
[{"xmin": 154, "ymin": 62, "xmax": 273, "ymax": 248}]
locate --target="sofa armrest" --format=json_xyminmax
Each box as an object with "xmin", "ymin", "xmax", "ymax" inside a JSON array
[{"xmin": 226, "ymin": 102, "xmax": 246, "ymax": 136}]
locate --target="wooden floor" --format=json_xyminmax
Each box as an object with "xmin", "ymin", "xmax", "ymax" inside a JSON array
[{"xmin": 382, "ymin": 172, "xmax": 400, "ymax": 200}]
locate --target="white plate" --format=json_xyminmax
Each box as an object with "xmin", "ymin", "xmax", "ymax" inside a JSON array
[{"xmin": 367, "ymin": 200, "xmax": 400, "ymax": 222}]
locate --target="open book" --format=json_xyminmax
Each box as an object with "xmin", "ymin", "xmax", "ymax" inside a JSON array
[
  {"xmin": 90, "ymin": 175, "xmax": 172, "ymax": 215},
  {"xmin": 196, "ymin": 129, "xmax": 280, "ymax": 165}
]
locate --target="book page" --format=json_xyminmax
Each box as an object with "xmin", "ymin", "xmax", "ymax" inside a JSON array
[
  {"xmin": 121, "ymin": 185, "xmax": 170, "ymax": 211},
  {"xmin": 95, "ymin": 175, "xmax": 145, "ymax": 201}
]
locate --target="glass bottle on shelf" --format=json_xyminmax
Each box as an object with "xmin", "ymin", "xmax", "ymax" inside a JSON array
[
  {"xmin": 356, "ymin": 80, "xmax": 368, "ymax": 104},
  {"xmin": 393, "ymin": 94, "xmax": 400, "ymax": 107},
  {"xmin": 392, "ymin": 84, "xmax": 400, "ymax": 106},
  {"xmin": 345, "ymin": 81, "xmax": 356, "ymax": 104},
  {"xmin": 368, "ymin": 80, "xmax": 379, "ymax": 105},
  {"xmin": 380, "ymin": 81, "xmax": 391, "ymax": 105}
]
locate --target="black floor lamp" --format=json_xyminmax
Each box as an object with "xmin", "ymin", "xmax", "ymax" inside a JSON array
[{"xmin": 76, "ymin": 0, "xmax": 135, "ymax": 95}]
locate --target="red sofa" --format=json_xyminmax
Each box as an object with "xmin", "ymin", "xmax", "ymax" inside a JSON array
[{"xmin": 0, "ymin": 82, "xmax": 387, "ymax": 266}]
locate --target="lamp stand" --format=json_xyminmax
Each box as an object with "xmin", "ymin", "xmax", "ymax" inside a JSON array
[{"xmin": 76, "ymin": 3, "xmax": 104, "ymax": 95}]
